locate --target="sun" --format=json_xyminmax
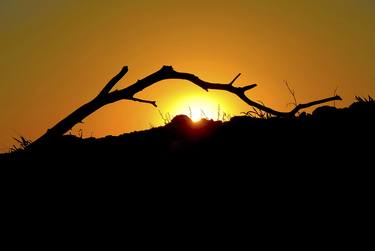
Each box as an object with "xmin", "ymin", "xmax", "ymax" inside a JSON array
[
  {"xmin": 190, "ymin": 108, "xmax": 203, "ymax": 122},
  {"xmin": 169, "ymin": 95, "xmax": 223, "ymax": 122}
]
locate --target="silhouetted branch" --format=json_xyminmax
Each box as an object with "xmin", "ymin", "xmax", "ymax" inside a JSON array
[
  {"xmin": 285, "ymin": 81, "xmax": 297, "ymax": 107},
  {"xmin": 241, "ymin": 84, "xmax": 258, "ymax": 92},
  {"xmin": 31, "ymin": 65, "xmax": 342, "ymax": 146},
  {"xmin": 290, "ymin": 96, "xmax": 342, "ymax": 115},
  {"xmin": 97, "ymin": 66, "xmax": 128, "ymax": 97},
  {"xmin": 130, "ymin": 97, "xmax": 157, "ymax": 107},
  {"xmin": 123, "ymin": 66, "xmax": 338, "ymax": 117},
  {"xmin": 229, "ymin": 73, "xmax": 241, "ymax": 86}
]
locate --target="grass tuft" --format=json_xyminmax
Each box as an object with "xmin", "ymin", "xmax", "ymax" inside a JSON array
[
  {"xmin": 10, "ymin": 136, "xmax": 32, "ymax": 153},
  {"xmin": 355, "ymin": 95, "xmax": 374, "ymax": 103}
]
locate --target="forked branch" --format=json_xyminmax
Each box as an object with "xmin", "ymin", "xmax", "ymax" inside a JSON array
[
  {"xmin": 98, "ymin": 66, "xmax": 128, "ymax": 97},
  {"xmin": 31, "ymin": 65, "xmax": 341, "ymax": 145}
]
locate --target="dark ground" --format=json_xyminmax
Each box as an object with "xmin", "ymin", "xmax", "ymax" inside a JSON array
[
  {"xmin": 1, "ymin": 99, "xmax": 373, "ymax": 233},
  {"xmin": 1, "ymin": 98, "xmax": 374, "ymax": 168}
]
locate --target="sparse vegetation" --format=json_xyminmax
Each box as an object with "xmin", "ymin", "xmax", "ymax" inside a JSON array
[
  {"xmin": 285, "ymin": 80, "xmax": 298, "ymax": 109},
  {"xmin": 242, "ymin": 100, "xmax": 273, "ymax": 119},
  {"xmin": 242, "ymin": 106, "xmax": 273, "ymax": 119},
  {"xmin": 216, "ymin": 105, "xmax": 232, "ymax": 122},
  {"xmin": 355, "ymin": 95, "xmax": 374, "ymax": 103},
  {"xmin": 158, "ymin": 104, "xmax": 233, "ymax": 125},
  {"xmin": 158, "ymin": 110, "xmax": 173, "ymax": 125},
  {"xmin": 9, "ymin": 136, "xmax": 32, "ymax": 153}
]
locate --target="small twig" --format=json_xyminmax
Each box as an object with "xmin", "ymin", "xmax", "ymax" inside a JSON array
[
  {"xmin": 290, "ymin": 96, "xmax": 342, "ymax": 115},
  {"xmin": 228, "ymin": 73, "xmax": 241, "ymax": 86},
  {"xmin": 333, "ymin": 86, "xmax": 339, "ymax": 107},
  {"xmin": 200, "ymin": 109, "xmax": 208, "ymax": 119},
  {"xmin": 217, "ymin": 104, "xmax": 221, "ymax": 121},
  {"xmin": 158, "ymin": 110, "xmax": 172, "ymax": 125},
  {"xmin": 97, "ymin": 66, "xmax": 128, "ymax": 97},
  {"xmin": 129, "ymin": 97, "xmax": 157, "ymax": 107},
  {"xmin": 241, "ymin": 84, "xmax": 258, "ymax": 92},
  {"xmin": 285, "ymin": 80, "xmax": 297, "ymax": 107}
]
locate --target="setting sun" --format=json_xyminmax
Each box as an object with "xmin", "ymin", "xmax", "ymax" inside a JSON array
[
  {"xmin": 190, "ymin": 108, "xmax": 207, "ymax": 122},
  {"xmin": 168, "ymin": 95, "xmax": 231, "ymax": 122}
]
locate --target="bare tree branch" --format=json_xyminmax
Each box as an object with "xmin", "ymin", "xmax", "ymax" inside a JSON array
[
  {"xmin": 97, "ymin": 66, "xmax": 128, "ymax": 98},
  {"xmin": 285, "ymin": 80, "xmax": 297, "ymax": 107},
  {"xmin": 241, "ymin": 84, "xmax": 258, "ymax": 92},
  {"xmin": 31, "ymin": 65, "xmax": 342, "ymax": 146},
  {"xmin": 290, "ymin": 96, "xmax": 342, "ymax": 115},
  {"xmin": 129, "ymin": 97, "xmax": 157, "ymax": 107},
  {"xmin": 229, "ymin": 73, "xmax": 241, "ymax": 86}
]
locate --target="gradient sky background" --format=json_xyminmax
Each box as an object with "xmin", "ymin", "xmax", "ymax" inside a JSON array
[{"xmin": 1, "ymin": 0, "xmax": 374, "ymax": 151}]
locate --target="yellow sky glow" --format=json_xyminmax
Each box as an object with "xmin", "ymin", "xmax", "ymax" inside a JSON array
[{"xmin": 168, "ymin": 95, "xmax": 227, "ymax": 122}]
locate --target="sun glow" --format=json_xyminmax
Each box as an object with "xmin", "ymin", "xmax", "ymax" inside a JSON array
[{"xmin": 169, "ymin": 95, "xmax": 227, "ymax": 122}]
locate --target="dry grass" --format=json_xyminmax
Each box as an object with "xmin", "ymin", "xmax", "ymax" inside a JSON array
[{"xmin": 10, "ymin": 136, "xmax": 32, "ymax": 153}]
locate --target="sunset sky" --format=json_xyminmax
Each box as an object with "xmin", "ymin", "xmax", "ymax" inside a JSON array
[{"xmin": 1, "ymin": 0, "xmax": 374, "ymax": 151}]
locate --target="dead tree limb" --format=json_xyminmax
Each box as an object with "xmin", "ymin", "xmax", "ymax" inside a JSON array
[
  {"xmin": 31, "ymin": 65, "xmax": 342, "ymax": 145},
  {"xmin": 97, "ymin": 66, "xmax": 128, "ymax": 97}
]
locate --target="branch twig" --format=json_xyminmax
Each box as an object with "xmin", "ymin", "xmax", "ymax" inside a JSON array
[
  {"xmin": 290, "ymin": 96, "xmax": 342, "ymax": 115},
  {"xmin": 97, "ymin": 66, "xmax": 128, "ymax": 98},
  {"xmin": 285, "ymin": 81, "xmax": 297, "ymax": 107},
  {"xmin": 229, "ymin": 73, "xmax": 241, "ymax": 86},
  {"xmin": 129, "ymin": 97, "xmax": 157, "ymax": 107}
]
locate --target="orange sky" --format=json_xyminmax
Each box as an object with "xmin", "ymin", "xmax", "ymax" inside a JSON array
[{"xmin": 1, "ymin": 0, "xmax": 374, "ymax": 151}]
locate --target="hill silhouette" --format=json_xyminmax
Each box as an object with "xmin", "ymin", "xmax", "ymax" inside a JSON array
[
  {"xmin": 1, "ymin": 97, "xmax": 373, "ymax": 223},
  {"xmin": 2, "ymin": 97, "xmax": 374, "ymax": 168}
]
